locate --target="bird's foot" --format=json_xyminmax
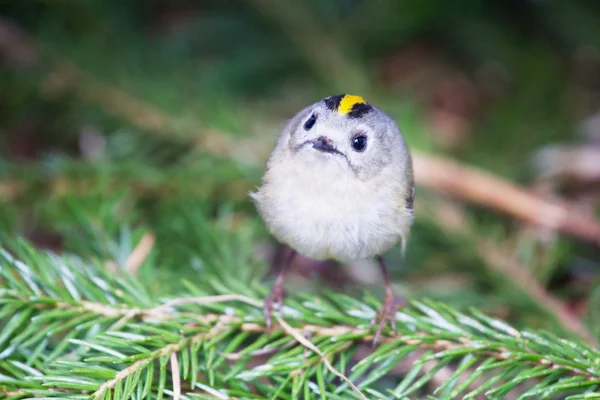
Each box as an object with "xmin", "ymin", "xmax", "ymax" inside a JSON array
[
  {"xmin": 263, "ymin": 280, "xmax": 285, "ymax": 330},
  {"xmin": 370, "ymin": 291, "xmax": 404, "ymax": 345}
]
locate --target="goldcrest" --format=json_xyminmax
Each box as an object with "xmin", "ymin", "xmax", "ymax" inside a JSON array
[{"xmin": 251, "ymin": 94, "xmax": 414, "ymax": 343}]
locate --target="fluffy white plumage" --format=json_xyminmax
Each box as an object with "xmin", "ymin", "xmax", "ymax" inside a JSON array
[{"xmin": 251, "ymin": 96, "xmax": 414, "ymax": 263}]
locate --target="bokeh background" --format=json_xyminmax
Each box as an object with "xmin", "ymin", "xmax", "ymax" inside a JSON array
[{"xmin": 1, "ymin": 0, "xmax": 600, "ymax": 345}]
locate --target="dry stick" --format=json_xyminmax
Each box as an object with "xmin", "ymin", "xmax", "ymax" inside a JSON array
[
  {"xmin": 413, "ymin": 153, "xmax": 600, "ymax": 247},
  {"xmin": 275, "ymin": 315, "xmax": 368, "ymax": 400},
  {"xmin": 105, "ymin": 232, "xmax": 156, "ymax": 276},
  {"xmin": 125, "ymin": 232, "xmax": 155, "ymax": 275},
  {"xmin": 170, "ymin": 352, "xmax": 181, "ymax": 400}
]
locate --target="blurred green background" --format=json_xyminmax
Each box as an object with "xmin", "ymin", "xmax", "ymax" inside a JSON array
[{"xmin": 1, "ymin": 0, "xmax": 599, "ymax": 344}]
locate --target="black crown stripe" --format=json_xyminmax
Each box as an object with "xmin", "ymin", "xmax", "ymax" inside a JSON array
[
  {"xmin": 323, "ymin": 94, "xmax": 345, "ymax": 111},
  {"xmin": 347, "ymin": 102, "xmax": 373, "ymax": 119}
]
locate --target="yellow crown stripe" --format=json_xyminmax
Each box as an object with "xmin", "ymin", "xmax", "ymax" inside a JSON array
[{"xmin": 338, "ymin": 94, "xmax": 366, "ymax": 115}]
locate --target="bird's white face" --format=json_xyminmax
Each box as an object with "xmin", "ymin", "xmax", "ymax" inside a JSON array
[{"xmin": 282, "ymin": 94, "xmax": 407, "ymax": 181}]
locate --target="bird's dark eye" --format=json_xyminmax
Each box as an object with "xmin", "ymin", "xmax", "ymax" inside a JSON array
[
  {"xmin": 304, "ymin": 114, "xmax": 317, "ymax": 130},
  {"xmin": 352, "ymin": 135, "xmax": 367, "ymax": 152}
]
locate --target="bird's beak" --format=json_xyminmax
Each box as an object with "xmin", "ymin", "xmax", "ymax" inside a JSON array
[{"xmin": 312, "ymin": 137, "xmax": 336, "ymax": 153}]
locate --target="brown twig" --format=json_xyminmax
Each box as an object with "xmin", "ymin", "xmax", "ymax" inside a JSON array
[
  {"xmin": 125, "ymin": 232, "xmax": 155, "ymax": 275},
  {"xmin": 413, "ymin": 152, "xmax": 600, "ymax": 247},
  {"xmin": 170, "ymin": 352, "xmax": 181, "ymax": 400},
  {"xmin": 105, "ymin": 232, "xmax": 156, "ymax": 276}
]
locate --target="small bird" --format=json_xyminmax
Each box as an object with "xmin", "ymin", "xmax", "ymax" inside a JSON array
[{"xmin": 251, "ymin": 94, "xmax": 414, "ymax": 343}]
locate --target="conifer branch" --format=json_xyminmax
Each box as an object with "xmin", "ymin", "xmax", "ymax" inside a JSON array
[{"xmin": 1, "ymin": 242, "xmax": 599, "ymax": 399}]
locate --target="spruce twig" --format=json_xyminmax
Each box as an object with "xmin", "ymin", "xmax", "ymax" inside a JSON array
[{"xmin": 1, "ymin": 242, "xmax": 599, "ymax": 399}]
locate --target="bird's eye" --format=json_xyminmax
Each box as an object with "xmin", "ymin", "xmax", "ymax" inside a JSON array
[
  {"xmin": 351, "ymin": 135, "xmax": 367, "ymax": 152},
  {"xmin": 304, "ymin": 114, "xmax": 317, "ymax": 130}
]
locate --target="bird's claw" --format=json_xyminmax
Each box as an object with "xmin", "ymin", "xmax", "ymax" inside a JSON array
[{"xmin": 370, "ymin": 292, "xmax": 404, "ymax": 345}]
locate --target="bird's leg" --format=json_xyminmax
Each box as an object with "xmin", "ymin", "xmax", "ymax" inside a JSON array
[
  {"xmin": 370, "ymin": 255, "xmax": 404, "ymax": 345},
  {"xmin": 263, "ymin": 243, "xmax": 288, "ymax": 280},
  {"xmin": 264, "ymin": 249, "xmax": 296, "ymax": 329}
]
